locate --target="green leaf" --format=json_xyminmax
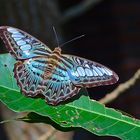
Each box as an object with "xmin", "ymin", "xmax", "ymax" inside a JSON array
[
  {"xmin": 18, "ymin": 112, "xmax": 75, "ymax": 131},
  {"xmin": 0, "ymin": 53, "xmax": 19, "ymax": 90},
  {"xmin": 0, "ymin": 53, "xmax": 140, "ymax": 140}
]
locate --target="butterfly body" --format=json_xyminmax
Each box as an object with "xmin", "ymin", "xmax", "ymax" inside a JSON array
[
  {"xmin": 43, "ymin": 47, "xmax": 61, "ymax": 80},
  {"xmin": 0, "ymin": 26, "xmax": 119, "ymax": 105}
]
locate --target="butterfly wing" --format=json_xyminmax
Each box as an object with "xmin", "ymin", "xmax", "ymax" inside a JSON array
[
  {"xmin": 0, "ymin": 26, "xmax": 52, "ymax": 59},
  {"xmin": 14, "ymin": 57, "xmax": 48, "ymax": 97},
  {"xmin": 43, "ymin": 54, "xmax": 118, "ymax": 105},
  {"xmin": 43, "ymin": 62, "xmax": 80, "ymax": 105},
  {"xmin": 61, "ymin": 55, "xmax": 119, "ymax": 88},
  {"xmin": 14, "ymin": 57, "xmax": 80, "ymax": 105}
]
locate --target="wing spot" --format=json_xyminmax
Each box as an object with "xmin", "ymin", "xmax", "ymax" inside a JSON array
[
  {"xmin": 97, "ymin": 67, "xmax": 106, "ymax": 76},
  {"xmin": 93, "ymin": 66, "xmax": 103, "ymax": 76},
  {"xmin": 98, "ymin": 67, "xmax": 108, "ymax": 76},
  {"xmin": 20, "ymin": 44, "xmax": 31, "ymax": 51},
  {"xmin": 75, "ymin": 71, "xmax": 79, "ymax": 77},
  {"xmin": 77, "ymin": 67, "xmax": 85, "ymax": 76},
  {"xmin": 7, "ymin": 27, "xmax": 19, "ymax": 33},
  {"xmin": 76, "ymin": 58, "xmax": 81, "ymax": 64},
  {"xmin": 12, "ymin": 33, "xmax": 24, "ymax": 38},
  {"xmin": 23, "ymin": 50, "xmax": 30, "ymax": 56},
  {"xmin": 104, "ymin": 68, "xmax": 113, "ymax": 76},
  {"xmin": 85, "ymin": 64, "xmax": 90, "ymax": 68},
  {"xmin": 17, "ymin": 40, "xmax": 26, "ymax": 46},
  {"xmin": 85, "ymin": 68, "xmax": 93, "ymax": 76},
  {"xmin": 13, "ymin": 37, "xmax": 22, "ymax": 41},
  {"xmin": 92, "ymin": 69, "xmax": 98, "ymax": 76}
]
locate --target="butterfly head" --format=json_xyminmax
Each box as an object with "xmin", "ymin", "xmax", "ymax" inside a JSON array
[{"xmin": 53, "ymin": 47, "xmax": 61, "ymax": 56}]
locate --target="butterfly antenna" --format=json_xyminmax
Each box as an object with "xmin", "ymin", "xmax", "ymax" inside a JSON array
[
  {"xmin": 60, "ymin": 34, "xmax": 85, "ymax": 48},
  {"xmin": 53, "ymin": 26, "xmax": 60, "ymax": 47}
]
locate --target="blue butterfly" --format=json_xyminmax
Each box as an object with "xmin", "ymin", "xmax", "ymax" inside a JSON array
[{"xmin": 0, "ymin": 26, "xmax": 119, "ymax": 105}]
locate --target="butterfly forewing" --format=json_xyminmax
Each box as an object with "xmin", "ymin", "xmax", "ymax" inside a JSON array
[
  {"xmin": 0, "ymin": 26, "xmax": 52, "ymax": 59},
  {"xmin": 61, "ymin": 55, "xmax": 119, "ymax": 87}
]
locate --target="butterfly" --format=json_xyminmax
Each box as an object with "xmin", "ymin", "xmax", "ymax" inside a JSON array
[{"xmin": 0, "ymin": 26, "xmax": 119, "ymax": 105}]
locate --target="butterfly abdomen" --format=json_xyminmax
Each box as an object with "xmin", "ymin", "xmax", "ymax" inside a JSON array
[{"xmin": 43, "ymin": 47, "xmax": 62, "ymax": 79}]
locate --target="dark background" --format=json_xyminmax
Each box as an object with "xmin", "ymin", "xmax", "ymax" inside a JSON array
[{"xmin": 0, "ymin": 0, "xmax": 140, "ymax": 140}]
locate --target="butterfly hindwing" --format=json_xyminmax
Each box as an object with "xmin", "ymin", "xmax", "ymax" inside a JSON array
[
  {"xmin": 43, "ymin": 68, "xmax": 80, "ymax": 105},
  {"xmin": 14, "ymin": 57, "xmax": 49, "ymax": 96},
  {"xmin": 14, "ymin": 57, "xmax": 80, "ymax": 105},
  {"xmin": 61, "ymin": 55, "xmax": 119, "ymax": 88},
  {"xmin": 0, "ymin": 26, "xmax": 52, "ymax": 59}
]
